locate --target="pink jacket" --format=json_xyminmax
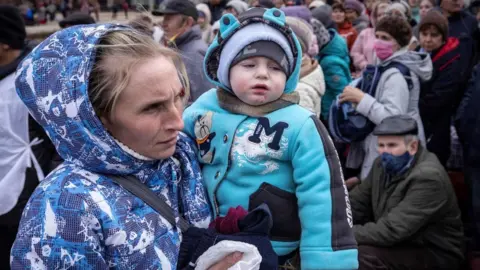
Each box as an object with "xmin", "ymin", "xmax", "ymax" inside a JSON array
[{"xmin": 350, "ymin": 27, "xmax": 376, "ymax": 72}]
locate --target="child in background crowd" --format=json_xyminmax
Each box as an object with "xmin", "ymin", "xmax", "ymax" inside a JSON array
[{"xmin": 183, "ymin": 7, "xmax": 358, "ymax": 269}]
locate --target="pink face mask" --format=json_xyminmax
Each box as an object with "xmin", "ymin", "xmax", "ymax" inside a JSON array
[{"xmin": 373, "ymin": 39, "xmax": 395, "ymax": 60}]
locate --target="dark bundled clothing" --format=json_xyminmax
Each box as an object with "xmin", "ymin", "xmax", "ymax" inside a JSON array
[
  {"xmin": 0, "ymin": 5, "xmax": 26, "ymax": 49},
  {"xmin": 443, "ymin": 9, "xmax": 480, "ymax": 82},
  {"xmin": 419, "ymin": 37, "xmax": 462, "ymax": 166},
  {"xmin": 350, "ymin": 145, "xmax": 464, "ymax": 269},
  {"xmin": 178, "ymin": 204, "xmax": 278, "ymax": 270},
  {"xmin": 456, "ymin": 64, "xmax": 480, "ymax": 250},
  {"xmin": 208, "ymin": 0, "xmax": 229, "ymax": 24}
]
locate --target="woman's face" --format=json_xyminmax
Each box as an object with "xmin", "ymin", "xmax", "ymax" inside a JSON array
[
  {"xmin": 420, "ymin": 25, "xmax": 443, "ymax": 52},
  {"xmin": 419, "ymin": 0, "xmax": 433, "ymax": 18},
  {"xmin": 102, "ymin": 56, "xmax": 185, "ymax": 160},
  {"xmin": 375, "ymin": 30, "xmax": 401, "ymax": 51},
  {"xmin": 332, "ymin": 8, "xmax": 346, "ymax": 24}
]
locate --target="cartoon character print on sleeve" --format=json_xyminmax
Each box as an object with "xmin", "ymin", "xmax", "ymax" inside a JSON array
[{"xmin": 194, "ymin": 111, "xmax": 217, "ymax": 164}]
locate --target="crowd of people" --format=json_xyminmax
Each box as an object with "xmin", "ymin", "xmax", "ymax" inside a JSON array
[{"xmin": 1, "ymin": 0, "xmax": 480, "ymax": 269}]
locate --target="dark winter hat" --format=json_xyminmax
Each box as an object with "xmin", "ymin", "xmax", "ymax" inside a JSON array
[
  {"xmin": 0, "ymin": 5, "xmax": 26, "ymax": 49},
  {"xmin": 312, "ymin": 5, "xmax": 337, "ymax": 30},
  {"xmin": 231, "ymin": 40, "xmax": 290, "ymax": 75},
  {"xmin": 152, "ymin": 0, "xmax": 198, "ymax": 21},
  {"xmin": 344, "ymin": 0, "xmax": 363, "ymax": 15},
  {"xmin": 375, "ymin": 14, "xmax": 412, "ymax": 47},
  {"xmin": 418, "ymin": 10, "xmax": 449, "ymax": 41},
  {"xmin": 373, "ymin": 115, "xmax": 418, "ymax": 136},
  {"xmin": 59, "ymin": 12, "xmax": 95, "ymax": 28}
]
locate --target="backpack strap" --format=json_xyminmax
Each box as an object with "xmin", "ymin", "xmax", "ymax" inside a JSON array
[
  {"xmin": 384, "ymin": 62, "xmax": 414, "ymax": 91},
  {"xmin": 108, "ymin": 174, "xmax": 191, "ymax": 233}
]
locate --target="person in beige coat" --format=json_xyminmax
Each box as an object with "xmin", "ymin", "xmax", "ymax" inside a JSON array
[{"xmin": 286, "ymin": 16, "xmax": 326, "ymax": 117}]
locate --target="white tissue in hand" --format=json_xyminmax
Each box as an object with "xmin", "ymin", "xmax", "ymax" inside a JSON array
[{"xmin": 194, "ymin": 240, "xmax": 262, "ymax": 270}]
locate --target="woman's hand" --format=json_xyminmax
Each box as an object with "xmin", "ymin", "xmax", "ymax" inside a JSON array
[
  {"xmin": 207, "ymin": 252, "xmax": 243, "ymax": 270},
  {"xmin": 339, "ymin": 86, "xmax": 365, "ymax": 104}
]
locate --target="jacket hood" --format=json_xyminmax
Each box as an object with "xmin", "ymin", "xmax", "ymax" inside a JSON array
[
  {"xmin": 15, "ymin": 24, "xmax": 172, "ymax": 175},
  {"xmin": 383, "ymin": 50, "xmax": 433, "ymax": 82},
  {"xmin": 320, "ymin": 29, "xmax": 349, "ymax": 60},
  {"xmin": 226, "ymin": 0, "xmax": 249, "ymax": 14},
  {"xmin": 204, "ymin": 8, "xmax": 303, "ymax": 94},
  {"xmin": 196, "ymin": 3, "xmax": 212, "ymax": 25}
]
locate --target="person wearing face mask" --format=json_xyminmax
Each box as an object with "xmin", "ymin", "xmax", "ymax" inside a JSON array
[
  {"xmin": 348, "ymin": 115, "xmax": 464, "ymax": 270},
  {"xmin": 153, "ymin": 0, "xmax": 213, "ymax": 103},
  {"xmin": 418, "ymin": 10, "xmax": 462, "ymax": 167},
  {"xmin": 341, "ymin": 14, "xmax": 432, "ymax": 181},
  {"xmin": 350, "ymin": 1, "xmax": 390, "ymax": 73}
]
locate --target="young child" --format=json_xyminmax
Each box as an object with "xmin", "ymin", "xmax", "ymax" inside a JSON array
[{"xmin": 183, "ymin": 8, "xmax": 358, "ymax": 269}]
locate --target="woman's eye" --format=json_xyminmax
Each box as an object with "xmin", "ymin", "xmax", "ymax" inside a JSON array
[{"xmin": 144, "ymin": 103, "xmax": 165, "ymax": 113}]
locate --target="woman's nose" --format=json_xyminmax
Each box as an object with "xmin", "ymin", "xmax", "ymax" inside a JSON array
[{"xmin": 165, "ymin": 105, "xmax": 184, "ymax": 131}]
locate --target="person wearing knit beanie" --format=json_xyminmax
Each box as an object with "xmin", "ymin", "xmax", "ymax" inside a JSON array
[
  {"xmin": 0, "ymin": 5, "xmax": 26, "ymax": 51},
  {"xmin": 312, "ymin": 5, "xmax": 337, "ymax": 29},
  {"xmin": 309, "ymin": 0, "xmax": 325, "ymax": 9},
  {"xmin": 286, "ymin": 16, "xmax": 313, "ymax": 52},
  {"xmin": 418, "ymin": 9, "xmax": 449, "ymax": 42},
  {"xmin": 225, "ymin": 0, "xmax": 249, "ymax": 16},
  {"xmin": 375, "ymin": 13, "xmax": 412, "ymax": 47},
  {"xmin": 286, "ymin": 16, "xmax": 326, "ymax": 117},
  {"xmin": 344, "ymin": 0, "xmax": 363, "ymax": 16}
]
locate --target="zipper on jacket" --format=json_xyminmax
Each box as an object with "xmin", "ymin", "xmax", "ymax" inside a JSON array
[{"xmin": 212, "ymin": 138, "xmax": 234, "ymax": 217}]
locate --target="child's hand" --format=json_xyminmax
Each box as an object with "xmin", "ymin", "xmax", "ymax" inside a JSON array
[{"xmin": 339, "ymin": 86, "xmax": 365, "ymax": 104}]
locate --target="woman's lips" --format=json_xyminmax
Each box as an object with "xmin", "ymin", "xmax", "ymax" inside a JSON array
[{"xmin": 158, "ymin": 136, "xmax": 177, "ymax": 145}]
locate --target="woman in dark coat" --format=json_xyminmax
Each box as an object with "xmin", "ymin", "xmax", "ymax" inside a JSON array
[{"xmin": 418, "ymin": 10, "xmax": 463, "ymax": 166}]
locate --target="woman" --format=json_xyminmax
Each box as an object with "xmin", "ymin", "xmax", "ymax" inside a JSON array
[
  {"xmin": 340, "ymin": 14, "xmax": 432, "ymax": 179},
  {"xmin": 413, "ymin": 0, "xmax": 435, "ymax": 37},
  {"xmin": 344, "ymin": 0, "xmax": 369, "ymax": 34},
  {"xmin": 418, "ymin": 10, "xmax": 462, "ymax": 166},
  {"xmin": 332, "ymin": 2, "xmax": 358, "ymax": 50},
  {"xmin": 350, "ymin": 1, "xmax": 390, "ymax": 73},
  {"xmin": 10, "ymin": 24, "xmax": 239, "ymax": 269}
]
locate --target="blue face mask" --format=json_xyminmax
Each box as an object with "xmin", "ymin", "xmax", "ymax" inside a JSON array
[{"xmin": 381, "ymin": 151, "xmax": 413, "ymax": 176}]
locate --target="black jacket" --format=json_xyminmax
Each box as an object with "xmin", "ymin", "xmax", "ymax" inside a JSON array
[
  {"xmin": 456, "ymin": 64, "xmax": 480, "ymax": 168},
  {"xmin": 419, "ymin": 37, "xmax": 462, "ymax": 165}
]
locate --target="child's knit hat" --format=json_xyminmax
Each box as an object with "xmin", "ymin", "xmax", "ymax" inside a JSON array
[{"xmin": 204, "ymin": 7, "xmax": 303, "ymax": 94}]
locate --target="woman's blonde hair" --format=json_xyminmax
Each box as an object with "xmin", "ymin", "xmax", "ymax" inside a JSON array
[{"xmin": 88, "ymin": 30, "xmax": 190, "ymax": 119}]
